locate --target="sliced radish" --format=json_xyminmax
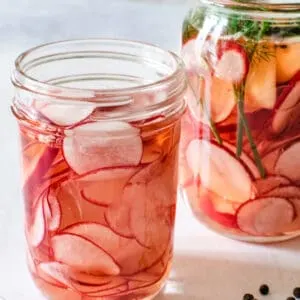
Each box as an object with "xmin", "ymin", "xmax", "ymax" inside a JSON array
[
  {"xmin": 26, "ymin": 246, "xmax": 36, "ymax": 274},
  {"xmin": 223, "ymin": 142, "xmax": 260, "ymax": 179},
  {"xmin": 37, "ymin": 262, "xmax": 72, "ymax": 288},
  {"xmin": 80, "ymin": 166, "xmax": 138, "ymax": 207},
  {"xmin": 105, "ymin": 197, "xmax": 133, "ymax": 238},
  {"xmin": 200, "ymin": 189, "xmax": 238, "ymax": 228},
  {"xmin": 245, "ymin": 43, "xmax": 276, "ymax": 112},
  {"xmin": 55, "ymin": 181, "xmax": 108, "ymax": 230},
  {"xmin": 63, "ymin": 121, "xmax": 143, "ymax": 175},
  {"xmin": 62, "ymin": 222, "xmax": 161, "ymax": 275},
  {"xmin": 34, "ymin": 276, "xmax": 81, "ymax": 300},
  {"xmin": 44, "ymin": 189, "xmax": 61, "ymax": 231},
  {"xmin": 255, "ymin": 175, "xmax": 291, "ymax": 195},
  {"xmin": 86, "ymin": 282, "xmax": 128, "ymax": 297},
  {"xmin": 38, "ymin": 102, "xmax": 95, "ymax": 127},
  {"xmin": 264, "ymin": 185, "xmax": 300, "ymax": 199},
  {"xmin": 285, "ymin": 198, "xmax": 300, "ymax": 232},
  {"xmin": 274, "ymin": 141, "xmax": 300, "ymax": 182},
  {"xmin": 28, "ymin": 195, "xmax": 46, "ymax": 247},
  {"xmin": 261, "ymin": 148, "xmax": 281, "ymax": 175},
  {"xmin": 186, "ymin": 139, "xmax": 254, "ymax": 202},
  {"xmin": 276, "ymin": 42, "xmax": 300, "ymax": 83},
  {"xmin": 236, "ymin": 197, "xmax": 295, "ymax": 235},
  {"xmin": 205, "ymin": 75, "xmax": 236, "ymax": 123},
  {"xmin": 215, "ymin": 41, "xmax": 249, "ymax": 83},
  {"xmin": 52, "ymin": 233, "xmax": 120, "ymax": 275},
  {"xmin": 127, "ymin": 184, "xmax": 170, "ymax": 249},
  {"xmin": 272, "ymin": 79, "xmax": 300, "ymax": 134}
]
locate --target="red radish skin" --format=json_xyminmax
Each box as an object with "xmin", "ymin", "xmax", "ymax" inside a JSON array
[
  {"xmin": 261, "ymin": 149, "xmax": 281, "ymax": 175},
  {"xmin": 79, "ymin": 166, "xmax": 138, "ymax": 207},
  {"xmin": 285, "ymin": 198, "xmax": 300, "ymax": 232},
  {"xmin": 38, "ymin": 102, "xmax": 96, "ymax": 127},
  {"xmin": 274, "ymin": 142, "xmax": 300, "ymax": 182},
  {"xmin": 200, "ymin": 191, "xmax": 238, "ymax": 228},
  {"xmin": 215, "ymin": 41, "xmax": 249, "ymax": 84},
  {"xmin": 272, "ymin": 73, "xmax": 300, "ymax": 134},
  {"xmin": 236, "ymin": 197, "xmax": 295, "ymax": 236},
  {"xmin": 255, "ymin": 176, "xmax": 291, "ymax": 195},
  {"xmin": 186, "ymin": 139, "xmax": 254, "ymax": 203},
  {"xmin": 264, "ymin": 185, "xmax": 300, "ymax": 199},
  {"xmin": 63, "ymin": 121, "xmax": 143, "ymax": 175},
  {"xmin": 54, "ymin": 181, "xmax": 108, "ymax": 230},
  {"xmin": 223, "ymin": 141, "xmax": 260, "ymax": 179},
  {"xmin": 85, "ymin": 282, "xmax": 128, "ymax": 298},
  {"xmin": 51, "ymin": 233, "xmax": 121, "ymax": 275}
]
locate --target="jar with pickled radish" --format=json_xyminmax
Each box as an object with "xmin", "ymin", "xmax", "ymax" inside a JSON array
[
  {"xmin": 11, "ymin": 39, "xmax": 186, "ymax": 299},
  {"xmin": 180, "ymin": 0, "xmax": 300, "ymax": 243}
]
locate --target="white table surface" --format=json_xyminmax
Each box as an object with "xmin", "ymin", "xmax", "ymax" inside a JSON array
[{"xmin": 1, "ymin": 1, "xmax": 300, "ymax": 299}]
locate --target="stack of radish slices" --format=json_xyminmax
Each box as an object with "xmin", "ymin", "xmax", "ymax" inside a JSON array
[
  {"xmin": 24, "ymin": 114, "xmax": 177, "ymax": 299},
  {"xmin": 183, "ymin": 137, "xmax": 300, "ymax": 238}
]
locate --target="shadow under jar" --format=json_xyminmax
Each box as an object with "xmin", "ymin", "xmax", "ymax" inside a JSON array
[
  {"xmin": 11, "ymin": 39, "xmax": 186, "ymax": 299},
  {"xmin": 179, "ymin": 0, "xmax": 300, "ymax": 243}
]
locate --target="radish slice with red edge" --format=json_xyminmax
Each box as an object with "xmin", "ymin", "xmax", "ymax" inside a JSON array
[
  {"xmin": 38, "ymin": 102, "xmax": 95, "ymax": 127},
  {"xmin": 63, "ymin": 121, "xmax": 143, "ymax": 175},
  {"xmin": 127, "ymin": 184, "xmax": 170, "ymax": 249},
  {"xmin": 236, "ymin": 197, "xmax": 295, "ymax": 235},
  {"xmin": 264, "ymin": 185, "xmax": 300, "ymax": 199},
  {"xmin": 223, "ymin": 141, "xmax": 260, "ymax": 179},
  {"xmin": 80, "ymin": 166, "xmax": 138, "ymax": 207},
  {"xmin": 285, "ymin": 198, "xmax": 300, "ymax": 232},
  {"xmin": 44, "ymin": 189, "xmax": 61, "ymax": 231},
  {"xmin": 215, "ymin": 41, "xmax": 249, "ymax": 84},
  {"xmin": 186, "ymin": 139, "xmax": 254, "ymax": 203},
  {"xmin": 51, "ymin": 233, "xmax": 120, "ymax": 275},
  {"xmin": 272, "ymin": 72, "xmax": 300, "ymax": 134},
  {"xmin": 275, "ymin": 141, "xmax": 300, "ymax": 182},
  {"xmin": 29, "ymin": 196, "xmax": 46, "ymax": 247},
  {"xmin": 37, "ymin": 262, "xmax": 72, "ymax": 288},
  {"xmin": 34, "ymin": 276, "xmax": 82, "ymax": 300},
  {"xmin": 255, "ymin": 175, "xmax": 291, "ymax": 195}
]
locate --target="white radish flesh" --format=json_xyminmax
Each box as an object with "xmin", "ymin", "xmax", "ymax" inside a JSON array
[
  {"xmin": 186, "ymin": 139, "xmax": 253, "ymax": 202},
  {"xmin": 215, "ymin": 48, "xmax": 248, "ymax": 83},
  {"xmin": 275, "ymin": 142, "xmax": 300, "ymax": 182},
  {"xmin": 237, "ymin": 197, "xmax": 295, "ymax": 235},
  {"xmin": 44, "ymin": 189, "xmax": 61, "ymax": 231},
  {"xmin": 38, "ymin": 103, "xmax": 95, "ymax": 127},
  {"xmin": 63, "ymin": 121, "xmax": 143, "ymax": 174},
  {"xmin": 52, "ymin": 233, "xmax": 120, "ymax": 275},
  {"xmin": 29, "ymin": 196, "xmax": 46, "ymax": 247}
]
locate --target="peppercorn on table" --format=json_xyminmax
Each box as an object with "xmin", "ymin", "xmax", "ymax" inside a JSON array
[{"xmin": 1, "ymin": 0, "xmax": 300, "ymax": 299}]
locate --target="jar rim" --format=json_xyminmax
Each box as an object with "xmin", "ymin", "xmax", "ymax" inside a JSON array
[
  {"xmin": 12, "ymin": 38, "xmax": 186, "ymax": 104},
  {"xmin": 200, "ymin": 0, "xmax": 300, "ymax": 13}
]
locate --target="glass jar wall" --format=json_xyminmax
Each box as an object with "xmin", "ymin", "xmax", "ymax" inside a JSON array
[{"xmin": 180, "ymin": 0, "xmax": 300, "ymax": 243}]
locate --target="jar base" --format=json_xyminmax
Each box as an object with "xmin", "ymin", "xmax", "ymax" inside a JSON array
[{"xmin": 180, "ymin": 188, "xmax": 300, "ymax": 244}]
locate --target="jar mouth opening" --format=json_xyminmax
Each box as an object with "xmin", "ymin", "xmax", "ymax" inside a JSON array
[{"xmin": 12, "ymin": 38, "xmax": 186, "ymax": 105}]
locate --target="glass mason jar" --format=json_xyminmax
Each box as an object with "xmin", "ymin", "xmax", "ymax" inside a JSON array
[
  {"xmin": 11, "ymin": 39, "xmax": 186, "ymax": 299},
  {"xmin": 180, "ymin": 0, "xmax": 300, "ymax": 243}
]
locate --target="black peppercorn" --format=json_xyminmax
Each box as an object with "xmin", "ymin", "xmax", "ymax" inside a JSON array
[
  {"xmin": 243, "ymin": 294, "xmax": 254, "ymax": 300},
  {"xmin": 294, "ymin": 287, "xmax": 300, "ymax": 298},
  {"xmin": 259, "ymin": 284, "xmax": 270, "ymax": 296},
  {"xmin": 287, "ymin": 297, "xmax": 295, "ymax": 300}
]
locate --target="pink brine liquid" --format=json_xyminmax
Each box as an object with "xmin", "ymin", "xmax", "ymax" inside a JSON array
[{"xmin": 18, "ymin": 102, "xmax": 180, "ymax": 299}]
